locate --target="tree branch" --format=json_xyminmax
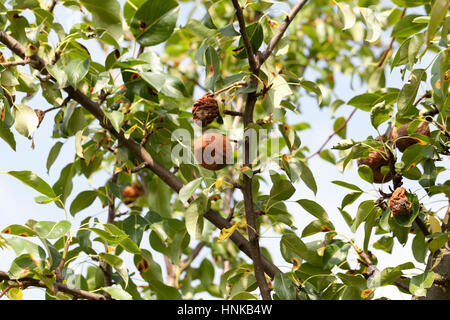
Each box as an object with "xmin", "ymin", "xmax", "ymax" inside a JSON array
[
  {"xmin": 376, "ymin": 8, "xmax": 406, "ymax": 68},
  {"xmin": 0, "ymin": 271, "xmax": 106, "ymax": 300},
  {"xmin": 259, "ymin": 0, "xmax": 309, "ymax": 65},
  {"xmin": 306, "ymin": 107, "xmax": 357, "ymax": 161},
  {"xmin": 0, "ymin": 57, "xmax": 31, "ymax": 67},
  {"xmin": 231, "ymin": 0, "xmax": 258, "ymax": 72}
]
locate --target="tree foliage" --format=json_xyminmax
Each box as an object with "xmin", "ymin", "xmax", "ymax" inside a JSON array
[{"xmin": 0, "ymin": 0, "xmax": 449, "ymax": 300}]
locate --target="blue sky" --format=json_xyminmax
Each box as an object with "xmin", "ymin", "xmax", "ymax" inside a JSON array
[{"xmin": 0, "ymin": 1, "xmax": 448, "ymax": 300}]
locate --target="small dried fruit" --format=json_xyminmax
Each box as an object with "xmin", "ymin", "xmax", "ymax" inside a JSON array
[
  {"xmin": 389, "ymin": 187, "xmax": 412, "ymax": 217},
  {"xmin": 392, "ymin": 121, "xmax": 430, "ymax": 152},
  {"xmin": 122, "ymin": 183, "xmax": 144, "ymax": 204},
  {"xmin": 357, "ymin": 149, "xmax": 392, "ymax": 184},
  {"xmin": 192, "ymin": 93, "xmax": 219, "ymax": 127},
  {"xmin": 34, "ymin": 109, "xmax": 45, "ymax": 128},
  {"xmin": 194, "ymin": 133, "xmax": 233, "ymax": 171}
]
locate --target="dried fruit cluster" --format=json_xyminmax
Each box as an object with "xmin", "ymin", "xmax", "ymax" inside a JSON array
[
  {"xmin": 389, "ymin": 187, "xmax": 412, "ymax": 217},
  {"xmin": 357, "ymin": 120, "xmax": 431, "ymax": 184},
  {"xmin": 191, "ymin": 94, "xmax": 232, "ymax": 171},
  {"xmin": 192, "ymin": 93, "xmax": 219, "ymax": 127}
]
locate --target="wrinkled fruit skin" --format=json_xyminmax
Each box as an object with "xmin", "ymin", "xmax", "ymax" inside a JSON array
[
  {"xmin": 357, "ymin": 149, "xmax": 392, "ymax": 184},
  {"xmin": 389, "ymin": 187, "xmax": 412, "ymax": 217},
  {"xmin": 392, "ymin": 121, "xmax": 430, "ymax": 152},
  {"xmin": 34, "ymin": 109, "xmax": 45, "ymax": 128},
  {"xmin": 194, "ymin": 133, "xmax": 233, "ymax": 171},
  {"xmin": 122, "ymin": 183, "xmax": 144, "ymax": 204},
  {"xmin": 192, "ymin": 93, "xmax": 219, "ymax": 127}
]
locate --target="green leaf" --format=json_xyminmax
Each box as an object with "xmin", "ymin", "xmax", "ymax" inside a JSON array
[
  {"xmin": 8, "ymin": 254, "xmax": 38, "ymax": 279},
  {"xmin": 341, "ymin": 192, "xmax": 362, "ymax": 209},
  {"xmin": 6, "ymin": 171, "xmax": 56, "ymax": 198},
  {"xmin": 148, "ymin": 176, "xmax": 172, "ymax": 218},
  {"xmin": 298, "ymin": 161, "xmax": 317, "ymax": 195},
  {"xmin": 297, "ymin": 199, "xmax": 331, "ymax": 226},
  {"xmin": 347, "ymin": 93, "xmax": 380, "ymax": 111},
  {"xmin": 105, "ymin": 110, "xmax": 123, "ymax": 133},
  {"xmin": 391, "ymin": 38, "xmax": 411, "ymax": 69},
  {"xmin": 99, "ymin": 253, "xmax": 128, "ymax": 287},
  {"xmin": 332, "ymin": 180, "xmax": 363, "ymax": 192},
  {"xmin": 273, "ymin": 273, "xmax": 296, "ymax": 300},
  {"xmin": 323, "ymin": 243, "xmax": 351, "ymax": 269},
  {"xmin": 0, "ymin": 128, "xmax": 16, "ymax": 151},
  {"xmin": 270, "ymin": 173, "xmax": 295, "ymax": 201},
  {"xmin": 70, "ymin": 191, "xmax": 98, "ymax": 216},
  {"xmin": 80, "ymin": 0, "xmax": 123, "ymax": 41},
  {"xmin": 370, "ymin": 102, "xmax": 392, "ymax": 129},
  {"xmin": 179, "ymin": 178, "xmax": 202, "ymax": 205},
  {"xmin": 140, "ymin": 72, "xmax": 186, "ymax": 98},
  {"xmin": 351, "ymin": 200, "xmax": 375, "ymax": 233},
  {"xmin": 34, "ymin": 221, "xmax": 71, "ymax": 239},
  {"xmin": 397, "ymin": 69, "xmax": 425, "ymax": 116},
  {"xmin": 409, "ymin": 271, "xmax": 434, "ymax": 297},
  {"xmin": 427, "ymin": 0, "xmax": 449, "ymax": 43},
  {"xmin": 392, "ymin": 15, "xmax": 427, "ymax": 38},
  {"xmin": 333, "ymin": 117, "xmax": 347, "ymax": 139},
  {"xmin": 65, "ymin": 59, "xmax": 90, "ymax": 88},
  {"xmin": 53, "ymin": 163, "xmax": 76, "ymax": 205},
  {"xmin": 234, "ymin": 23, "xmax": 263, "ymax": 60},
  {"xmin": 46, "ymin": 141, "xmax": 63, "ymax": 173},
  {"xmin": 130, "ymin": 0, "xmax": 179, "ymax": 46},
  {"xmin": 204, "ymin": 46, "xmax": 220, "ymax": 91},
  {"xmin": 89, "ymin": 227, "xmax": 128, "ymax": 244},
  {"xmin": 408, "ymin": 33, "xmax": 425, "ymax": 66},
  {"xmin": 358, "ymin": 164, "xmax": 374, "ymax": 183},
  {"xmin": 185, "ymin": 194, "xmax": 206, "ymax": 239},
  {"xmin": 47, "ymin": 64, "xmax": 68, "ymax": 88},
  {"xmin": 359, "ymin": 7, "xmax": 381, "ymax": 42},
  {"xmin": 373, "ymin": 236, "xmax": 394, "ymax": 254},
  {"xmin": 102, "ymin": 286, "xmax": 132, "ymax": 300},
  {"xmin": 281, "ymin": 233, "xmax": 308, "ymax": 258},
  {"xmin": 12, "ymin": 104, "xmax": 39, "ymax": 138},
  {"xmin": 299, "ymin": 80, "xmax": 322, "ymax": 104},
  {"xmin": 336, "ymin": 2, "xmax": 356, "ymax": 30},
  {"xmin": 392, "ymin": 0, "xmax": 431, "ymax": 7},
  {"xmin": 412, "ymin": 232, "xmax": 427, "ymax": 263},
  {"xmin": 231, "ymin": 292, "xmax": 258, "ymax": 300}
]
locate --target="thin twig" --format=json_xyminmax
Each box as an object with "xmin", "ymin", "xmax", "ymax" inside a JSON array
[
  {"xmin": 0, "ymin": 271, "xmax": 106, "ymax": 300},
  {"xmin": 0, "ymin": 58, "xmax": 31, "ymax": 67},
  {"xmin": 223, "ymin": 110, "xmax": 243, "ymax": 117},
  {"xmin": 48, "ymin": 0, "xmax": 58, "ymax": 13},
  {"xmin": 43, "ymin": 96, "xmax": 70, "ymax": 114},
  {"xmin": 55, "ymin": 232, "xmax": 72, "ymax": 283},
  {"xmin": 259, "ymin": 0, "xmax": 309, "ymax": 65},
  {"xmin": 306, "ymin": 107, "xmax": 357, "ymax": 161},
  {"xmin": 214, "ymin": 81, "xmax": 246, "ymax": 95},
  {"xmin": 377, "ymin": 8, "xmax": 406, "ymax": 68}
]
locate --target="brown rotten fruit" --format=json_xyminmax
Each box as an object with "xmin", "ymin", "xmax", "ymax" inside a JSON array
[
  {"xmin": 194, "ymin": 133, "xmax": 233, "ymax": 171},
  {"xmin": 389, "ymin": 187, "xmax": 412, "ymax": 217},
  {"xmin": 122, "ymin": 183, "xmax": 144, "ymax": 204},
  {"xmin": 192, "ymin": 93, "xmax": 219, "ymax": 127},
  {"xmin": 391, "ymin": 121, "xmax": 430, "ymax": 152},
  {"xmin": 357, "ymin": 149, "xmax": 392, "ymax": 184}
]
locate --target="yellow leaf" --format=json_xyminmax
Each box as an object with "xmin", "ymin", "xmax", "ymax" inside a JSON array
[
  {"xmin": 361, "ymin": 288, "xmax": 373, "ymax": 299},
  {"xmin": 7, "ymin": 288, "xmax": 23, "ymax": 300},
  {"xmin": 428, "ymin": 215, "xmax": 442, "ymax": 234},
  {"xmin": 218, "ymin": 222, "xmax": 242, "ymax": 242},
  {"xmin": 215, "ymin": 176, "xmax": 224, "ymax": 189}
]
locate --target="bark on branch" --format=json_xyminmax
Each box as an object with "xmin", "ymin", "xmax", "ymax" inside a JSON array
[{"xmin": 0, "ymin": 271, "xmax": 106, "ymax": 300}]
